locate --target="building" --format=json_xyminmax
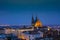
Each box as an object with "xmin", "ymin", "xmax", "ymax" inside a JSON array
[
  {"xmin": 18, "ymin": 30, "xmax": 43, "ymax": 40},
  {"xmin": 31, "ymin": 16, "xmax": 42, "ymax": 28},
  {"xmin": 0, "ymin": 28, "xmax": 5, "ymax": 34},
  {"xmin": 0, "ymin": 34, "xmax": 7, "ymax": 40}
]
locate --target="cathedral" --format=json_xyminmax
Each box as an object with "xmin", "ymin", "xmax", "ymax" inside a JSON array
[{"xmin": 31, "ymin": 16, "xmax": 42, "ymax": 27}]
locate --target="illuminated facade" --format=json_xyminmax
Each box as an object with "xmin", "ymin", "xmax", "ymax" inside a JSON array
[
  {"xmin": 35, "ymin": 20, "xmax": 42, "ymax": 27},
  {"xmin": 19, "ymin": 31, "xmax": 43, "ymax": 40},
  {"xmin": 31, "ymin": 16, "xmax": 42, "ymax": 27}
]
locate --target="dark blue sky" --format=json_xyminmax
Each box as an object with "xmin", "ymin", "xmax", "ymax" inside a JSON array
[{"xmin": 0, "ymin": 0, "xmax": 60, "ymax": 25}]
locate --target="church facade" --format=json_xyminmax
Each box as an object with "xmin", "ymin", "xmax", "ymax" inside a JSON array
[{"xmin": 31, "ymin": 16, "xmax": 42, "ymax": 27}]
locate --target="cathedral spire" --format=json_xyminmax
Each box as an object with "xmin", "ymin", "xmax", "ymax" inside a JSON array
[
  {"xmin": 31, "ymin": 15, "xmax": 34, "ymax": 26},
  {"xmin": 31, "ymin": 14, "xmax": 42, "ymax": 27},
  {"xmin": 34, "ymin": 15, "xmax": 42, "ymax": 27},
  {"xmin": 35, "ymin": 15, "xmax": 38, "ymax": 22}
]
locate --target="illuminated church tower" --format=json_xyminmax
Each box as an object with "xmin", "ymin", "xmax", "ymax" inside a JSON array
[{"xmin": 31, "ymin": 16, "xmax": 42, "ymax": 27}]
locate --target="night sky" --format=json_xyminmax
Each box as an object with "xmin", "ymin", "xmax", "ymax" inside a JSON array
[{"xmin": 0, "ymin": 0, "xmax": 60, "ymax": 25}]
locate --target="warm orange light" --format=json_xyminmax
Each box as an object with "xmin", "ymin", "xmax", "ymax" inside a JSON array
[
  {"xmin": 35, "ymin": 20, "xmax": 42, "ymax": 27},
  {"xmin": 18, "ymin": 33, "xmax": 25, "ymax": 39}
]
